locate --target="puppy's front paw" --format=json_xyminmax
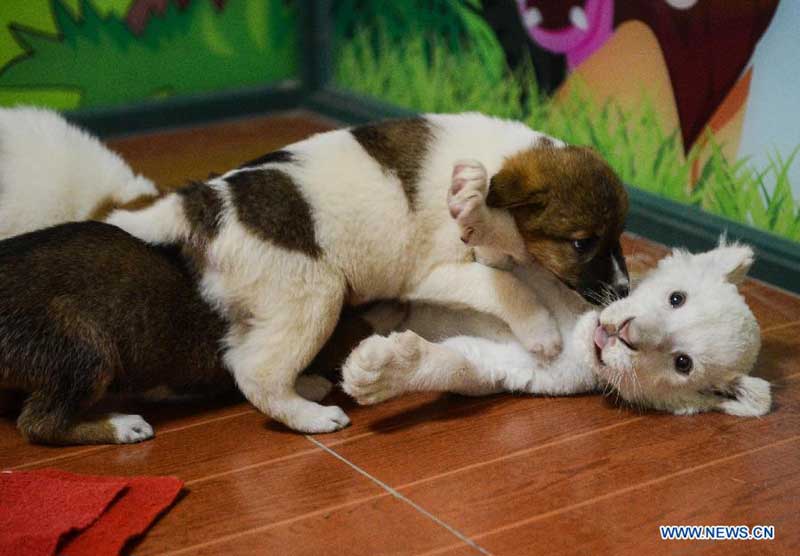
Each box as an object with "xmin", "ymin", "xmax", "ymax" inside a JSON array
[
  {"xmin": 290, "ymin": 405, "xmax": 350, "ymax": 434},
  {"xmin": 512, "ymin": 312, "xmax": 563, "ymax": 360},
  {"xmin": 448, "ymin": 159, "xmax": 489, "ymax": 245},
  {"xmin": 341, "ymin": 331, "xmax": 422, "ymax": 405}
]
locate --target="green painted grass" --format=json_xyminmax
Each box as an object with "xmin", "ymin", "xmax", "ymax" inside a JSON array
[
  {"xmin": 0, "ymin": 0, "xmax": 298, "ymax": 109},
  {"xmin": 335, "ymin": 26, "xmax": 800, "ymax": 242}
]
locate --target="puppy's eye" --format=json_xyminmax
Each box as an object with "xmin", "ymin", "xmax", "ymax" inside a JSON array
[
  {"xmin": 572, "ymin": 237, "xmax": 597, "ymax": 254},
  {"xmin": 669, "ymin": 291, "xmax": 686, "ymax": 308},
  {"xmin": 674, "ymin": 354, "xmax": 693, "ymax": 374}
]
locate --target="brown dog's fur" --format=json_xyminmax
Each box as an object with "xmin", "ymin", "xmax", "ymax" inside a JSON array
[
  {"xmin": 0, "ymin": 222, "xmax": 235, "ymax": 444},
  {"xmin": 489, "ymin": 145, "xmax": 629, "ymax": 301}
]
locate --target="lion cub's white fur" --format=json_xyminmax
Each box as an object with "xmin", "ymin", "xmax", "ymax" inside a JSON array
[
  {"xmin": 343, "ymin": 240, "xmax": 770, "ymax": 417},
  {"xmin": 0, "ymin": 107, "xmax": 157, "ymax": 239}
]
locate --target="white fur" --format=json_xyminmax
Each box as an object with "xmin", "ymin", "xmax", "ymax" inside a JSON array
[
  {"xmin": 106, "ymin": 113, "xmax": 567, "ymax": 432},
  {"xmin": 108, "ymin": 413, "xmax": 154, "ymax": 443},
  {"xmin": 343, "ymin": 231, "xmax": 771, "ymax": 417},
  {"xmin": 0, "ymin": 107, "xmax": 157, "ymax": 239}
]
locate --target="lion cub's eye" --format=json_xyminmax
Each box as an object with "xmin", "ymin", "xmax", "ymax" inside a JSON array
[
  {"xmin": 669, "ymin": 291, "xmax": 686, "ymax": 308},
  {"xmin": 572, "ymin": 237, "xmax": 597, "ymax": 255},
  {"xmin": 674, "ymin": 354, "xmax": 693, "ymax": 374}
]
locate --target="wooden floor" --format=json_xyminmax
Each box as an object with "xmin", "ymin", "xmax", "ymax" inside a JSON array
[{"xmin": 3, "ymin": 112, "xmax": 798, "ymax": 555}]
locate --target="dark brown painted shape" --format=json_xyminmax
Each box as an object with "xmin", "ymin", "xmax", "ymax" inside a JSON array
[{"xmin": 614, "ymin": 0, "xmax": 779, "ymax": 150}]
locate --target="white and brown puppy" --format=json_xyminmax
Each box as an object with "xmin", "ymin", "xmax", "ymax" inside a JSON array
[
  {"xmin": 0, "ymin": 107, "xmax": 157, "ymax": 239},
  {"xmin": 106, "ymin": 113, "xmax": 629, "ymax": 433}
]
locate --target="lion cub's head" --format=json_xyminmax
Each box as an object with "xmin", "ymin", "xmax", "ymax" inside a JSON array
[{"xmin": 587, "ymin": 243, "xmax": 769, "ymax": 416}]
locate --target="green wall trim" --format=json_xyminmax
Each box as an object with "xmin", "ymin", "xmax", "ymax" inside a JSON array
[
  {"xmin": 66, "ymin": 81, "xmax": 301, "ymax": 139},
  {"xmin": 301, "ymin": 0, "xmax": 333, "ymax": 93},
  {"xmin": 626, "ymin": 187, "xmax": 800, "ymax": 294},
  {"xmin": 305, "ymin": 88, "xmax": 415, "ymax": 123}
]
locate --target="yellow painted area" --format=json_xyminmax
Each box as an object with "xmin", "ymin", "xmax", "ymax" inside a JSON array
[
  {"xmin": 200, "ymin": 5, "xmax": 234, "ymax": 57},
  {"xmin": 0, "ymin": 1, "xmax": 60, "ymax": 69},
  {"xmin": 556, "ymin": 20, "xmax": 683, "ymax": 159},
  {"xmin": 0, "ymin": 87, "xmax": 81, "ymax": 110},
  {"xmin": 246, "ymin": 0, "xmax": 267, "ymax": 51}
]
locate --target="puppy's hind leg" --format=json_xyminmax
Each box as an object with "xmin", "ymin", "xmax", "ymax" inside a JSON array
[
  {"xmin": 17, "ymin": 363, "xmax": 153, "ymax": 446},
  {"xmin": 18, "ymin": 393, "xmax": 153, "ymax": 445},
  {"xmin": 225, "ymin": 277, "xmax": 350, "ymax": 433}
]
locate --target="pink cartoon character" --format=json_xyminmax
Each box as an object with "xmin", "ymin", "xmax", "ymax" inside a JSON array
[{"xmin": 515, "ymin": 0, "xmax": 615, "ymax": 70}]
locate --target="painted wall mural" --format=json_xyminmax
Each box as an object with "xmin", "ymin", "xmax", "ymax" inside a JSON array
[
  {"xmin": 334, "ymin": 0, "xmax": 800, "ymax": 243},
  {"xmin": 0, "ymin": 0, "xmax": 298, "ymax": 110}
]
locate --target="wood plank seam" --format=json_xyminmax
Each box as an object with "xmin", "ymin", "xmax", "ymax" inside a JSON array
[
  {"xmin": 763, "ymin": 320, "xmax": 800, "ymax": 334},
  {"xmin": 305, "ymin": 436, "xmax": 494, "ymax": 556}
]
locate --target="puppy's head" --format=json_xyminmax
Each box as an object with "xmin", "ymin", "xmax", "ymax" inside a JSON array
[{"xmin": 487, "ymin": 145, "xmax": 629, "ymax": 304}]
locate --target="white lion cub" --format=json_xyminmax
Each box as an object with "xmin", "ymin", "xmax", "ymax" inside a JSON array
[{"xmin": 343, "ymin": 234, "xmax": 770, "ymax": 417}]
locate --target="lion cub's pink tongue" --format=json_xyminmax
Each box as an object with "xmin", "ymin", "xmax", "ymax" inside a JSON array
[{"xmin": 594, "ymin": 326, "xmax": 609, "ymax": 349}]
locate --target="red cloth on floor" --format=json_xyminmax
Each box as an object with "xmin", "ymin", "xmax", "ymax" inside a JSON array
[
  {"xmin": 0, "ymin": 469, "xmax": 183, "ymax": 556},
  {"xmin": 0, "ymin": 471, "xmax": 126, "ymax": 556}
]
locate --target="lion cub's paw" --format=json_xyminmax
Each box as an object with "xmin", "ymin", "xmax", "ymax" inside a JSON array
[{"xmin": 341, "ymin": 331, "xmax": 422, "ymax": 405}]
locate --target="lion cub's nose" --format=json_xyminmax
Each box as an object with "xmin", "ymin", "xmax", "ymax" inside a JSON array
[
  {"xmin": 602, "ymin": 317, "xmax": 637, "ymax": 349},
  {"xmin": 619, "ymin": 317, "xmax": 635, "ymax": 347}
]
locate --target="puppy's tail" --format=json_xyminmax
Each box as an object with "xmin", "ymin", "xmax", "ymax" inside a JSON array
[{"xmin": 105, "ymin": 191, "xmax": 191, "ymax": 244}]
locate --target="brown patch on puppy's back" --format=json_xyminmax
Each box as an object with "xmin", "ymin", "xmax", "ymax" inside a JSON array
[
  {"xmin": 227, "ymin": 168, "xmax": 321, "ymax": 258},
  {"xmin": 179, "ymin": 181, "xmax": 223, "ymax": 240},
  {"xmin": 351, "ymin": 117, "xmax": 433, "ymax": 210}
]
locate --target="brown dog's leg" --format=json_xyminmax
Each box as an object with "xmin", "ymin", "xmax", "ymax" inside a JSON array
[
  {"xmin": 17, "ymin": 391, "xmax": 154, "ymax": 445},
  {"xmin": 15, "ymin": 355, "xmax": 153, "ymax": 446}
]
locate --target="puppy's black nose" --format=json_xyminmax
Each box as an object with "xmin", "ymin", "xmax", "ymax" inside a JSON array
[{"xmin": 614, "ymin": 284, "xmax": 630, "ymax": 299}]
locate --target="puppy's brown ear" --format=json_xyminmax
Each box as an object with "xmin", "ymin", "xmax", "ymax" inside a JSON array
[{"xmin": 486, "ymin": 169, "xmax": 548, "ymax": 210}]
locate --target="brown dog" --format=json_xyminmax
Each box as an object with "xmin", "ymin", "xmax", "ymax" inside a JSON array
[{"xmin": 0, "ymin": 222, "xmax": 238, "ymax": 444}]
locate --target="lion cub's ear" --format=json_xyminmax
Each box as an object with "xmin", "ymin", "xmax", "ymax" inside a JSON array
[
  {"xmin": 486, "ymin": 168, "xmax": 549, "ymax": 211},
  {"xmin": 695, "ymin": 244, "xmax": 755, "ymax": 285}
]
